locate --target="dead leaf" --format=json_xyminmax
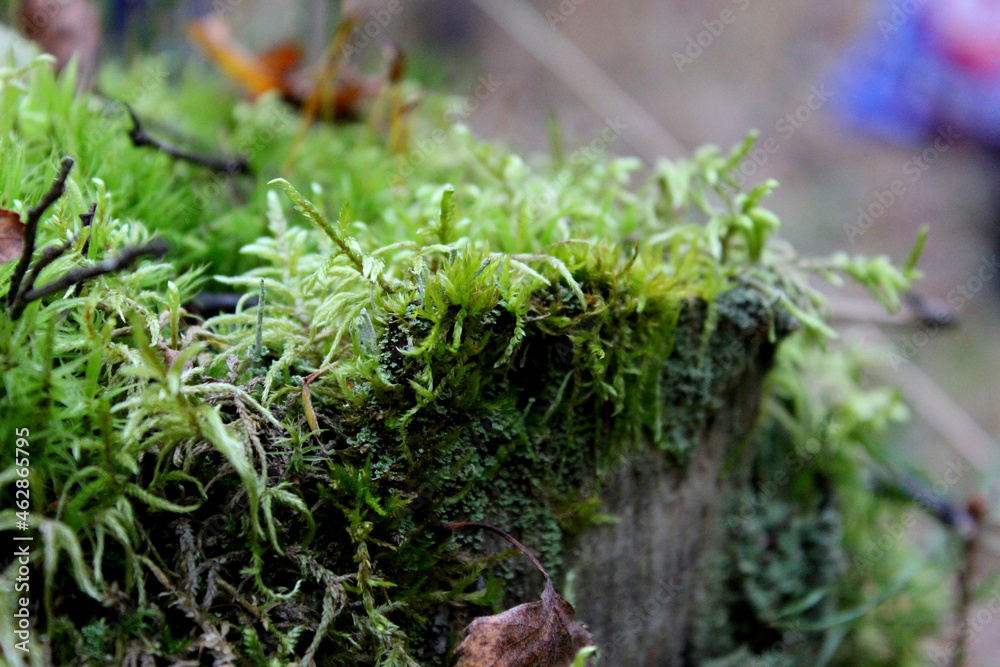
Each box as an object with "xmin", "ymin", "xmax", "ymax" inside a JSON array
[
  {"xmin": 187, "ymin": 16, "xmax": 285, "ymax": 97},
  {"xmin": 455, "ymin": 579, "xmax": 594, "ymax": 667},
  {"xmin": 17, "ymin": 0, "xmax": 101, "ymax": 87},
  {"xmin": 187, "ymin": 14, "xmax": 397, "ymax": 123},
  {"xmin": 0, "ymin": 208, "xmax": 25, "ymax": 264},
  {"xmin": 443, "ymin": 521, "xmax": 594, "ymax": 667}
]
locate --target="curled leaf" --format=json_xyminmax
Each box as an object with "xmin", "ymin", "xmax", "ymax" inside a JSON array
[
  {"xmin": 456, "ymin": 579, "xmax": 594, "ymax": 667},
  {"xmin": 443, "ymin": 521, "xmax": 594, "ymax": 667}
]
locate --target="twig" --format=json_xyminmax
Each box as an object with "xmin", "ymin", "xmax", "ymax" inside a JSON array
[
  {"xmin": 10, "ymin": 240, "xmax": 168, "ymax": 318},
  {"xmin": 125, "ymin": 104, "xmax": 252, "ymax": 176},
  {"xmin": 5, "ymin": 157, "xmax": 74, "ymax": 309},
  {"xmin": 904, "ymin": 292, "xmax": 958, "ymax": 328},
  {"xmin": 15, "ymin": 239, "xmax": 73, "ymax": 304},
  {"xmin": 79, "ymin": 201, "xmax": 96, "ymax": 259},
  {"xmin": 952, "ymin": 534, "xmax": 977, "ymax": 667},
  {"xmin": 73, "ymin": 202, "xmax": 98, "ymax": 298},
  {"xmin": 951, "ymin": 498, "xmax": 986, "ymax": 667},
  {"xmin": 184, "ymin": 292, "xmax": 259, "ymax": 319},
  {"xmin": 872, "ymin": 474, "xmax": 977, "ymax": 538},
  {"xmin": 827, "ymin": 293, "xmax": 958, "ymax": 328}
]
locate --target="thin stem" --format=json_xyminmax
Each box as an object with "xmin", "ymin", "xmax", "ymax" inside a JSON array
[
  {"xmin": 951, "ymin": 517, "xmax": 983, "ymax": 667},
  {"xmin": 441, "ymin": 521, "xmax": 552, "ymax": 586},
  {"xmin": 254, "ymin": 279, "xmax": 266, "ymax": 363}
]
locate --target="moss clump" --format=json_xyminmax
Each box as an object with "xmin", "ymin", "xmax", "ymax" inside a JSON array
[
  {"xmin": 0, "ymin": 54, "xmax": 947, "ymax": 666},
  {"xmin": 693, "ymin": 337, "xmax": 951, "ymax": 666}
]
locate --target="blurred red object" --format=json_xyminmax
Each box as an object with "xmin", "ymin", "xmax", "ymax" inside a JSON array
[{"xmin": 928, "ymin": 0, "xmax": 1000, "ymax": 77}]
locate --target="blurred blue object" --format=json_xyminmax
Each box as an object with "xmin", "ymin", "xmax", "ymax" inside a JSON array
[
  {"xmin": 835, "ymin": 0, "xmax": 1000, "ymax": 148},
  {"xmin": 110, "ymin": 0, "xmax": 148, "ymax": 39}
]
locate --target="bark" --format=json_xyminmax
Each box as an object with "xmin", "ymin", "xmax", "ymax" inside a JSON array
[{"xmin": 568, "ymin": 297, "xmax": 783, "ymax": 665}]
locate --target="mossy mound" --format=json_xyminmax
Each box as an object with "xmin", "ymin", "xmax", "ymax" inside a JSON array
[{"xmin": 0, "ymin": 55, "xmax": 948, "ymax": 666}]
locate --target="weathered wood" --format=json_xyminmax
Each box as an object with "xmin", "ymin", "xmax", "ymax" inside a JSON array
[{"xmin": 568, "ymin": 297, "xmax": 782, "ymax": 665}]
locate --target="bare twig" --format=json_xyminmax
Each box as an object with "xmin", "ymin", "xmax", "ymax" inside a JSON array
[
  {"xmin": 79, "ymin": 201, "xmax": 96, "ymax": 259},
  {"xmin": 952, "ymin": 534, "xmax": 977, "ymax": 667},
  {"xmin": 904, "ymin": 292, "xmax": 958, "ymax": 328},
  {"xmin": 73, "ymin": 202, "xmax": 98, "ymax": 299},
  {"xmin": 5, "ymin": 157, "xmax": 74, "ymax": 308},
  {"xmin": 828, "ymin": 293, "xmax": 959, "ymax": 328},
  {"xmin": 872, "ymin": 474, "xmax": 977, "ymax": 538},
  {"xmin": 125, "ymin": 104, "xmax": 252, "ymax": 176},
  {"xmin": 10, "ymin": 240, "xmax": 168, "ymax": 318},
  {"xmin": 15, "ymin": 239, "xmax": 73, "ymax": 303},
  {"xmin": 184, "ymin": 292, "xmax": 259, "ymax": 319},
  {"xmin": 951, "ymin": 498, "xmax": 987, "ymax": 667}
]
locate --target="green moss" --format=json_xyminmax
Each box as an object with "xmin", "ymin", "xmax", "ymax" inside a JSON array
[
  {"xmin": 692, "ymin": 337, "xmax": 950, "ymax": 666},
  {"xmin": 0, "ymin": 54, "xmax": 947, "ymax": 666}
]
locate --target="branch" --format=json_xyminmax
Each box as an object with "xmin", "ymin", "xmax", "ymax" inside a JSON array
[
  {"xmin": 5, "ymin": 157, "xmax": 75, "ymax": 308},
  {"xmin": 9, "ymin": 240, "xmax": 168, "ymax": 319},
  {"xmin": 79, "ymin": 201, "xmax": 96, "ymax": 259},
  {"xmin": 125, "ymin": 104, "xmax": 252, "ymax": 176},
  {"xmin": 15, "ymin": 239, "xmax": 73, "ymax": 304},
  {"xmin": 872, "ymin": 474, "xmax": 977, "ymax": 538},
  {"xmin": 828, "ymin": 292, "xmax": 959, "ymax": 328},
  {"xmin": 74, "ymin": 202, "xmax": 98, "ymax": 298}
]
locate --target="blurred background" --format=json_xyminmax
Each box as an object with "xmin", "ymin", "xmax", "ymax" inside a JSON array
[{"xmin": 4, "ymin": 0, "xmax": 1000, "ymax": 662}]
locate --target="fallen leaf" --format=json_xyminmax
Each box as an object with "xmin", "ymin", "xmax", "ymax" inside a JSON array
[
  {"xmin": 0, "ymin": 209, "xmax": 25, "ymax": 264},
  {"xmin": 443, "ymin": 521, "xmax": 594, "ymax": 667},
  {"xmin": 187, "ymin": 14, "xmax": 397, "ymax": 123},
  {"xmin": 455, "ymin": 579, "xmax": 594, "ymax": 667},
  {"xmin": 17, "ymin": 0, "xmax": 101, "ymax": 86},
  {"xmin": 187, "ymin": 15, "xmax": 285, "ymax": 97}
]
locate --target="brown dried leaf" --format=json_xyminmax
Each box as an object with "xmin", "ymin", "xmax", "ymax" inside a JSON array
[
  {"xmin": 455, "ymin": 579, "xmax": 593, "ymax": 667},
  {"xmin": 18, "ymin": 0, "xmax": 101, "ymax": 86},
  {"xmin": 187, "ymin": 14, "xmax": 398, "ymax": 123},
  {"xmin": 443, "ymin": 521, "xmax": 594, "ymax": 667},
  {"xmin": 0, "ymin": 208, "xmax": 25, "ymax": 264}
]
